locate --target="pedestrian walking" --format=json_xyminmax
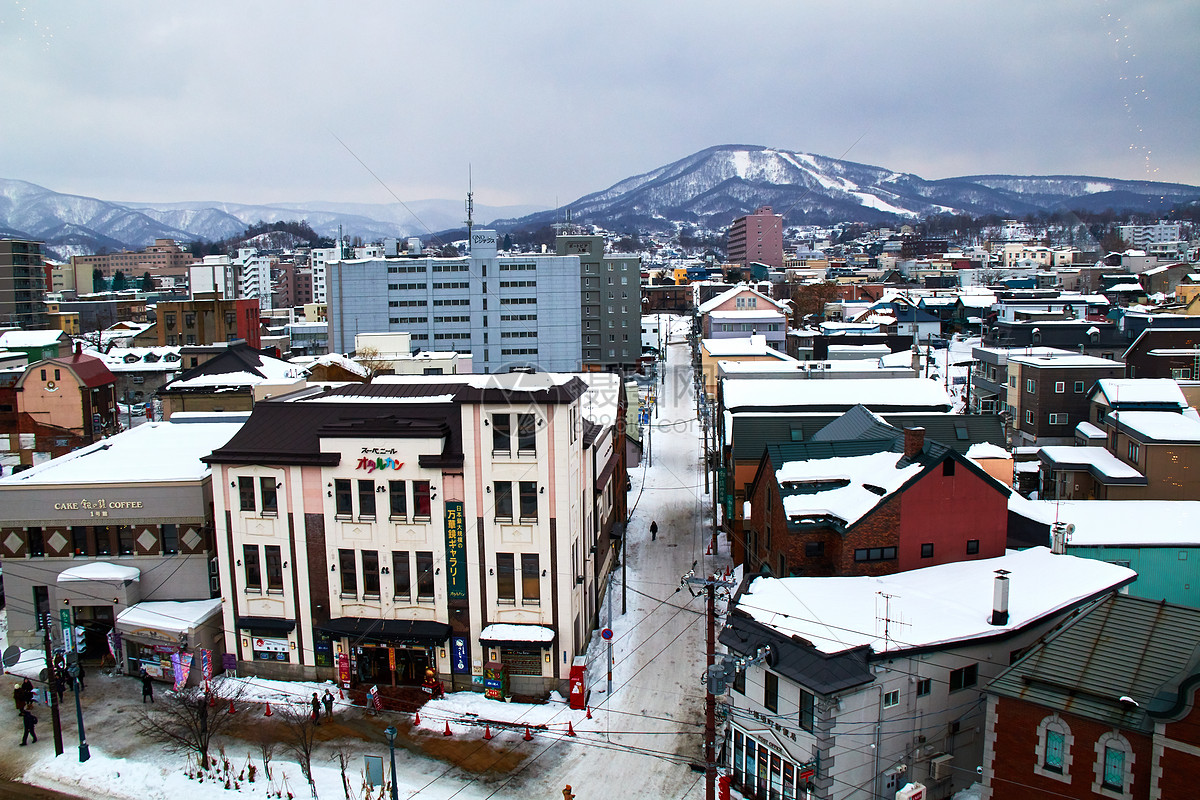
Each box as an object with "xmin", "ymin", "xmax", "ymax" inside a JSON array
[
  {"xmin": 75, "ymin": 664, "xmax": 86, "ymax": 691},
  {"xmin": 19, "ymin": 708, "xmax": 37, "ymax": 745},
  {"xmin": 650, "ymin": 520, "xmax": 658, "ymax": 541},
  {"xmin": 311, "ymin": 693, "xmax": 321, "ymax": 725},
  {"xmin": 322, "ymin": 689, "xmax": 334, "ymax": 720},
  {"xmin": 53, "ymin": 675, "xmax": 66, "ymax": 705},
  {"xmin": 12, "ymin": 683, "xmax": 24, "ymax": 716},
  {"xmin": 140, "ymin": 668, "xmax": 154, "ymax": 703}
]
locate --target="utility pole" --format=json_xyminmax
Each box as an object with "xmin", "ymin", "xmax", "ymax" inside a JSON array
[
  {"xmin": 40, "ymin": 614, "xmax": 64, "ymax": 755},
  {"xmin": 682, "ymin": 568, "xmax": 737, "ymax": 800}
]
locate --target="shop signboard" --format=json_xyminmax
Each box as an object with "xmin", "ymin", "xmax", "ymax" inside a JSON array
[
  {"xmin": 337, "ymin": 652, "xmax": 351, "ymax": 687},
  {"xmin": 451, "ymin": 636, "xmax": 468, "ymax": 674},
  {"xmin": 60, "ymin": 608, "xmax": 74, "ymax": 652},
  {"xmin": 444, "ymin": 500, "xmax": 467, "ymax": 600}
]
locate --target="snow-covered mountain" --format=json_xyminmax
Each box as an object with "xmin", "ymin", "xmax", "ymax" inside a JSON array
[{"xmin": 491, "ymin": 145, "xmax": 1200, "ymax": 233}]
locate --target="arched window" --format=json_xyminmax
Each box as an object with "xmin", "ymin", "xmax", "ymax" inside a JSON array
[
  {"xmin": 1034, "ymin": 714, "xmax": 1073, "ymax": 783},
  {"xmin": 1093, "ymin": 731, "xmax": 1134, "ymax": 797}
]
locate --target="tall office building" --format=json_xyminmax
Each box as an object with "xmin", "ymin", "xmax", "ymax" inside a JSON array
[
  {"xmin": 555, "ymin": 234, "xmax": 642, "ymax": 371},
  {"xmin": 727, "ymin": 205, "xmax": 784, "ymax": 270},
  {"xmin": 0, "ymin": 239, "xmax": 49, "ymax": 329}
]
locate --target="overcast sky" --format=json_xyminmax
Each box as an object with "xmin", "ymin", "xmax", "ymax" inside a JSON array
[{"xmin": 2, "ymin": 1, "xmax": 1197, "ymax": 209}]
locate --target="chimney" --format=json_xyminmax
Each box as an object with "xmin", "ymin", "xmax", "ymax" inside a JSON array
[
  {"xmin": 990, "ymin": 569, "xmax": 1011, "ymax": 626},
  {"xmin": 903, "ymin": 427, "xmax": 925, "ymax": 458},
  {"xmin": 74, "ymin": 341, "xmax": 82, "ymax": 357}
]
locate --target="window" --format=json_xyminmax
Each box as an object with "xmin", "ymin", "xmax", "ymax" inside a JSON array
[
  {"xmin": 1074, "ymin": 380, "xmax": 1085, "ymax": 393},
  {"xmin": 764, "ymin": 671, "xmax": 778, "ymax": 713},
  {"xmin": 1045, "ymin": 730, "xmax": 1065, "ymax": 773},
  {"xmin": 1025, "ymin": 409, "xmax": 1034, "ymax": 425},
  {"xmin": 949, "ymin": 663, "xmax": 977, "ymax": 691},
  {"xmin": 1026, "ymin": 378, "xmax": 1036, "ymax": 393},
  {"xmin": 733, "ymin": 666, "xmax": 746, "ymax": 695},
  {"xmin": 260, "ymin": 477, "xmax": 278, "ymax": 515},
  {"xmin": 361, "ymin": 550, "xmax": 380, "ymax": 597},
  {"xmin": 492, "ymin": 413, "xmax": 511, "ymax": 452},
  {"xmin": 389, "ymin": 481, "xmax": 407, "ymax": 518},
  {"xmin": 517, "ymin": 413, "xmax": 537, "ymax": 453},
  {"xmin": 804, "ymin": 541, "xmax": 824, "ymax": 558},
  {"xmin": 853, "ymin": 547, "xmax": 897, "ymax": 562},
  {"xmin": 1127, "ymin": 441, "xmax": 1140, "ymax": 462},
  {"xmin": 497, "ymin": 553, "xmax": 516, "ymax": 602},
  {"xmin": 1049, "ymin": 413, "xmax": 1067, "ymax": 425},
  {"xmin": 119, "ymin": 525, "xmax": 136, "ymax": 555},
  {"xmin": 71, "ymin": 526, "xmax": 89, "ymax": 557},
  {"xmin": 521, "ymin": 553, "xmax": 540, "ymax": 604},
  {"xmin": 494, "ymin": 481, "xmax": 513, "ymax": 520},
  {"xmin": 243, "ymin": 545, "xmax": 262, "ymax": 591},
  {"xmin": 921, "ymin": 543, "xmax": 934, "ymax": 559},
  {"xmin": 942, "ymin": 458, "xmax": 956, "ymax": 476},
  {"xmin": 1055, "ymin": 381, "xmax": 1065, "ymax": 393},
  {"xmin": 967, "ymin": 539, "xmax": 980, "ymax": 555},
  {"xmin": 338, "ymin": 549, "xmax": 357, "ymax": 596},
  {"xmin": 1172, "ymin": 367, "xmax": 1192, "ymax": 380},
  {"xmin": 798, "ymin": 689, "xmax": 814, "ymax": 731},
  {"xmin": 334, "ymin": 479, "xmax": 352, "ymax": 516},
  {"xmin": 916, "ymin": 678, "xmax": 932, "ymax": 697},
  {"xmin": 392, "ymin": 551, "xmax": 411, "ymax": 599},
  {"xmin": 1099, "ymin": 737, "xmax": 1129, "ymax": 792},
  {"xmin": 413, "ymin": 481, "xmax": 431, "ymax": 518},
  {"xmin": 265, "ymin": 545, "xmax": 283, "ymax": 592},
  {"xmin": 416, "ymin": 551, "xmax": 434, "ymax": 600},
  {"xmin": 883, "ymin": 690, "xmax": 899, "ymax": 708},
  {"xmin": 239, "ymin": 476, "xmax": 255, "ymax": 512},
  {"xmin": 519, "ymin": 481, "xmax": 538, "ymax": 521},
  {"xmin": 358, "ymin": 480, "xmax": 376, "ymax": 518}
]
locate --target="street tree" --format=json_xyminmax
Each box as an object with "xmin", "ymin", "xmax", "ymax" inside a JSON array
[
  {"xmin": 135, "ymin": 683, "xmax": 245, "ymax": 769},
  {"xmin": 353, "ymin": 346, "xmax": 392, "ymax": 378},
  {"xmin": 790, "ymin": 281, "xmax": 842, "ymax": 323},
  {"xmin": 277, "ymin": 704, "xmax": 320, "ymax": 798}
]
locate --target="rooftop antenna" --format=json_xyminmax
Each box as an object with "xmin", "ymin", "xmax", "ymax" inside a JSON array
[
  {"xmin": 876, "ymin": 591, "xmax": 908, "ymax": 651},
  {"xmin": 464, "ymin": 165, "xmax": 475, "ymax": 253}
]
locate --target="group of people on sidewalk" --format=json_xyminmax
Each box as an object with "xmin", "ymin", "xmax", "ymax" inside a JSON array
[
  {"xmin": 12, "ymin": 678, "xmax": 38, "ymax": 745},
  {"xmin": 311, "ymin": 689, "xmax": 335, "ymax": 724}
]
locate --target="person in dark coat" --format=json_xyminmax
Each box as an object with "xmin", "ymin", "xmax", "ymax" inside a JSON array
[
  {"xmin": 322, "ymin": 689, "xmax": 334, "ymax": 720},
  {"xmin": 20, "ymin": 678, "xmax": 34, "ymax": 707},
  {"xmin": 53, "ymin": 675, "xmax": 66, "ymax": 705},
  {"xmin": 310, "ymin": 693, "xmax": 321, "ymax": 725},
  {"xmin": 650, "ymin": 520, "xmax": 658, "ymax": 541},
  {"xmin": 20, "ymin": 708, "xmax": 37, "ymax": 745},
  {"xmin": 140, "ymin": 669, "xmax": 154, "ymax": 703}
]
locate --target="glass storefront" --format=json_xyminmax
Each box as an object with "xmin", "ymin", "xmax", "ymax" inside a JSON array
[
  {"xmin": 354, "ymin": 643, "xmax": 432, "ymax": 686},
  {"xmin": 731, "ymin": 727, "xmax": 815, "ymax": 800}
]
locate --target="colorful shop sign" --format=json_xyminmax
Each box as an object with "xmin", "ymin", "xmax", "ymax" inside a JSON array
[{"xmin": 444, "ymin": 501, "xmax": 467, "ymax": 600}]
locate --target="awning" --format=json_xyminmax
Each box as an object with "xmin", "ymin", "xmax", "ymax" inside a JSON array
[
  {"xmin": 317, "ymin": 617, "xmax": 451, "ymax": 644},
  {"xmin": 57, "ymin": 562, "xmax": 141, "ymax": 583},
  {"xmin": 479, "ymin": 623, "xmax": 556, "ymax": 647},
  {"xmin": 235, "ymin": 616, "xmax": 296, "ymax": 634}
]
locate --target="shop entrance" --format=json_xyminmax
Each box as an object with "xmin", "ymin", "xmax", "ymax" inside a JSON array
[
  {"xmin": 356, "ymin": 644, "xmax": 432, "ymax": 687},
  {"xmin": 73, "ymin": 606, "xmax": 115, "ymax": 664}
]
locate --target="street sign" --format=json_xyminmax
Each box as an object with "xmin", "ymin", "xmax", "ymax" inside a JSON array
[{"xmin": 601, "ymin": 628, "xmax": 614, "ymax": 641}]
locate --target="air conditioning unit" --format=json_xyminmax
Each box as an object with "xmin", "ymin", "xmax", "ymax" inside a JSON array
[{"xmin": 931, "ymin": 753, "xmax": 954, "ymax": 780}]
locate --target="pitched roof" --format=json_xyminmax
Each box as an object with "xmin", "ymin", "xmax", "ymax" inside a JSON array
[
  {"xmin": 41, "ymin": 350, "xmax": 116, "ymax": 388},
  {"xmin": 988, "ymin": 594, "xmax": 1200, "ymax": 730}
]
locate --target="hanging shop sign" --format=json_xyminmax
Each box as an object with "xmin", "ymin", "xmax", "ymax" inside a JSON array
[{"xmin": 444, "ymin": 500, "xmax": 467, "ymax": 600}]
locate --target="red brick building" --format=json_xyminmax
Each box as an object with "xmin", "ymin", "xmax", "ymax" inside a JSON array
[
  {"xmin": 982, "ymin": 594, "xmax": 1200, "ymax": 800},
  {"xmin": 739, "ymin": 420, "xmax": 1009, "ymax": 577}
]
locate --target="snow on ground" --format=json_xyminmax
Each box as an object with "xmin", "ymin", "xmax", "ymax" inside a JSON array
[{"xmin": 951, "ymin": 782, "xmax": 984, "ymax": 800}]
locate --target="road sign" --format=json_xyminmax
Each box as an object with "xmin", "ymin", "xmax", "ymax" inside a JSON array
[{"xmin": 601, "ymin": 628, "xmax": 614, "ymax": 641}]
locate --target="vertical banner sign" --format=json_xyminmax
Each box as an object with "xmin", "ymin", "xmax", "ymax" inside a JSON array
[
  {"xmin": 444, "ymin": 501, "xmax": 467, "ymax": 600},
  {"xmin": 388, "ymin": 647, "xmax": 396, "ymax": 673},
  {"xmin": 201, "ymin": 648, "xmax": 213, "ymax": 680},
  {"xmin": 337, "ymin": 652, "xmax": 351, "ymax": 687},
  {"xmin": 171, "ymin": 653, "xmax": 185, "ymax": 691},
  {"xmin": 451, "ymin": 636, "xmax": 469, "ymax": 675},
  {"xmin": 179, "ymin": 652, "xmax": 193, "ymax": 687},
  {"xmin": 60, "ymin": 608, "xmax": 74, "ymax": 652}
]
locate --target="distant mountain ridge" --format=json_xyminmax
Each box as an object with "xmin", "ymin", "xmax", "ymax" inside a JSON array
[{"xmin": 4, "ymin": 145, "xmax": 1198, "ymax": 258}]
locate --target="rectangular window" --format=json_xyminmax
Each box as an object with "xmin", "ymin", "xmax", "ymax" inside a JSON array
[
  {"xmin": 1025, "ymin": 409, "xmax": 1034, "ymax": 425},
  {"xmin": 260, "ymin": 477, "xmax": 278, "ymax": 515},
  {"xmin": 733, "ymin": 666, "xmax": 746, "ymax": 695},
  {"xmin": 1074, "ymin": 380, "xmax": 1084, "ymax": 393},
  {"xmin": 521, "ymin": 553, "xmax": 540, "ymax": 604},
  {"xmin": 1128, "ymin": 441, "xmax": 1140, "ymax": 462},
  {"xmin": 764, "ymin": 671, "xmax": 778, "ymax": 713},
  {"xmin": 949, "ymin": 663, "xmax": 978, "ymax": 691},
  {"xmin": 492, "ymin": 413, "xmax": 511, "ymax": 453},
  {"xmin": 517, "ymin": 413, "xmax": 537, "ymax": 453},
  {"xmin": 71, "ymin": 526, "xmax": 89, "ymax": 557},
  {"xmin": 1103, "ymin": 746, "xmax": 1125, "ymax": 789},
  {"xmin": 338, "ymin": 548, "xmax": 358, "ymax": 595},
  {"xmin": 1044, "ymin": 730, "xmax": 1065, "ymax": 772},
  {"xmin": 335, "ymin": 479, "xmax": 352, "ymax": 516},
  {"xmin": 239, "ymin": 476, "xmax": 256, "ymax": 512},
  {"xmin": 967, "ymin": 539, "xmax": 980, "ymax": 555},
  {"xmin": 942, "ymin": 458, "xmax": 956, "ymax": 476},
  {"xmin": 519, "ymin": 481, "xmax": 538, "ymax": 521},
  {"xmin": 798, "ymin": 689, "xmax": 814, "ymax": 731},
  {"xmin": 358, "ymin": 480, "xmax": 376, "ymax": 518},
  {"xmin": 25, "ymin": 526, "xmax": 45, "ymax": 558},
  {"xmin": 916, "ymin": 678, "xmax": 932, "ymax": 697},
  {"xmin": 118, "ymin": 525, "xmax": 136, "ymax": 555},
  {"xmin": 883, "ymin": 690, "xmax": 900, "ymax": 708},
  {"xmin": 1048, "ymin": 412, "xmax": 1066, "ymax": 425},
  {"xmin": 413, "ymin": 481, "xmax": 431, "ymax": 518},
  {"xmin": 243, "ymin": 545, "xmax": 261, "ymax": 590},
  {"xmin": 1054, "ymin": 381, "xmax": 1065, "ymax": 393},
  {"xmin": 853, "ymin": 546, "xmax": 897, "ymax": 562},
  {"xmin": 392, "ymin": 551, "xmax": 411, "ymax": 599},
  {"xmin": 265, "ymin": 545, "xmax": 283, "ymax": 592},
  {"xmin": 388, "ymin": 480, "xmax": 407, "ymax": 518},
  {"xmin": 416, "ymin": 551, "xmax": 434, "ymax": 600},
  {"xmin": 494, "ymin": 481, "xmax": 513, "ymax": 520},
  {"xmin": 361, "ymin": 550, "xmax": 380, "ymax": 597},
  {"xmin": 497, "ymin": 553, "xmax": 516, "ymax": 603},
  {"xmin": 804, "ymin": 541, "xmax": 824, "ymax": 558},
  {"xmin": 921, "ymin": 543, "xmax": 934, "ymax": 559}
]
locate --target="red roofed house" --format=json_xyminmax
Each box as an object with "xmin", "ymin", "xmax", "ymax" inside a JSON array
[{"xmin": 10, "ymin": 342, "xmax": 118, "ymax": 463}]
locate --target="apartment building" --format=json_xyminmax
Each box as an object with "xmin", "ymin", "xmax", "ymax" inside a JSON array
[
  {"xmin": 0, "ymin": 239, "xmax": 49, "ymax": 329},
  {"xmin": 70, "ymin": 238, "xmax": 197, "ymax": 282},
  {"xmin": 555, "ymin": 234, "xmax": 642, "ymax": 371},
  {"xmin": 727, "ymin": 206, "xmax": 784, "ymax": 270}
]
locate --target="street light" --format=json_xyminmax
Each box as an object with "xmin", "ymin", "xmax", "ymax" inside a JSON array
[{"xmin": 383, "ymin": 725, "xmax": 398, "ymax": 800}]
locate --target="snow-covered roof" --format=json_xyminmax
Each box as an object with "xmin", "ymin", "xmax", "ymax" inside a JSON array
[
  {"xmin": 1007, "ymin": 353, "xmax": 1120, "ymax": 368},
  {"xmin": 722, "ymin": 378, "xmax": 952, "ymax": 412},
  {"xmin": 966, "ymin": 442, "xmax": 1009, "ymax": 460},
  {"xmin": 1111, "ymin": 410, "xmax": 1200, "ymax": 442},
  {"xmin": 1095, "ymin": 378, "xmax": 1188, "ymax": 408},
  {"xmin": 1009, "ymin": 496, "xmax": 1200, "ymax": 546},
  {"xmin": 116, "ymin": 599, "xmax": 223, "ymax": 634},
  {"xmin": 703, "ymin": 336, "xmax": 793, "ymax": 358},
  {"xmin": 98, "ymin": 346, "xmax": 182, "ymax": 373},
  {"xmin": 697, "ymin": 285, "xmax": 784, "ymax": 315},
  {"xmin": 168, "ymin": 367, "xmax": 301, "ymax": 389},
  {"xmin": 1105, "ymin": 283, "xmax": 1145, "ymax": 293},
  {"xmin": 1075, "ymin": 421, "xmax": 1106, "ymax": 440},
  {"xmin": 479, "ymin": 623, "xmax": 555, "ymax": 643},
  {"xmin": 0, "ymin": 330, "xmax": 66, "ymax": 348},
  {"xmin": 57, "ymin": 562, "xmax": 141, "ymax": 583},
  {"xmin": 1038, "ymin": 447, "xmax": 1144, "ymax": 480},
  {"xmin": 708, "ymin": 309, "xmax": 786, "ymax": 321},
  {"xmin": 736, "ymin": 547, "xmax": 1134, "ymax": 655},
  {"xmin": 0, "ymin": 419, "xmax": 244, "ymax": 485},
  {"xmin": 777, "ymin": 451, "xmax": 924, "ymax": 526},
  {"xmin": 577, "ymin": 372, "xmax": 624, "ymax": 427},
  {"xmin": 292, "ymin": 352, "xmax": 368, "ymax": 377}
]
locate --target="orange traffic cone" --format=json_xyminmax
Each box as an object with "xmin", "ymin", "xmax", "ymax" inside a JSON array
[
  {"xmin": 414, "ymin": 711, "xmax": 421, "ymax": 725},
  {"xmin": 338, "ymin": 686, "xmax": 344, "ymax": 700},
  {"xmin": 209, "ymin": 693, "xmax": 217, "ymax": 707},
  {"xmin": 264, "ymin": 702, "xmax": 272, "ymax": 717},
  {"xmin": 524, "ymin": 726, "xmax": 533, "ymax": 741},
  {"xmin": 443, "ymin": 721, "xmax": 453, "ymax": 737},
  {"xmin": 483, "ymin": 725, "xmax": 493, "ymax": 740},
  {"xmin": 228, "ymin": 699, "xmax": 236, "ymax": 714},
  {"xmin": 567, "ymin": 721, "xmax": 577, "ymax": 737},
  {"xmin": 585, "ymin": 706, "xmax": 592, "ymax": 719}
]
